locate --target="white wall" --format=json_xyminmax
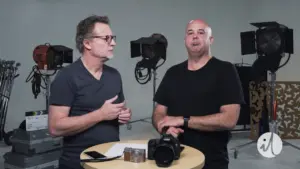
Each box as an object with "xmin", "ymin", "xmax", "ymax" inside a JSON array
[{"xmin": 1, "ymin": 0, "xmax": 294, "ymax": 135}]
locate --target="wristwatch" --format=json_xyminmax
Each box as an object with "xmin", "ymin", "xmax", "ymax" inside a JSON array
[{"xmin": 183, "ymin": 116, "xmax": 190, "ymax": 128}]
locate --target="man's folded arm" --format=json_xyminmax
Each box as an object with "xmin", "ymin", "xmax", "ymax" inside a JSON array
[
  {"xmin": 48, "ymin": 105, "xmax": 104, "ymax": 137},
  {"xmin": 187, "ymin": 104, "xmax": 240, "ymax": 131},
  {"xmin": 152, "ymin": 103, "xmax": 168, "ymax": 132}
]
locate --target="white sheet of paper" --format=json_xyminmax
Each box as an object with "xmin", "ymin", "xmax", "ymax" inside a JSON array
[
  {"xmin": 104, "ymin": 143, "xmax": 148, "ymax": 157},
  {"xmin": 26, "ymin": 114, "xmax": 48, "ymax": 131}
]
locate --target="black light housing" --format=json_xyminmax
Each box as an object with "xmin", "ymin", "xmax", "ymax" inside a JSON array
[
  {"xmin": 241, "ymin": 21, "xmax": 293, "ymax": 56},
  {"xmin": 130, "ymin": 33, "xmax": 168, "ymax": 70},
  {"xmin": 130, "ymin": 35, "xmax": 167, "ymax": 61},
  {"xmin": 131, "ymin": 33, "xmax": 168, "ymax": 85},
  {"xmin": 240, "ymin": 21, "xmax": 293, "ymax": 76}
]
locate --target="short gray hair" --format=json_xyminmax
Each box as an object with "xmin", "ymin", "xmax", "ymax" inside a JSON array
[{"xmin": 75, "ymin": 15, "xmax": 110, "ymax": 53}]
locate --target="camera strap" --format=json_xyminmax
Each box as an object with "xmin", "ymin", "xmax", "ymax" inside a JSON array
[{"xmin": 80, "ymin": 155, "xmax": 122, "ymax": 163}]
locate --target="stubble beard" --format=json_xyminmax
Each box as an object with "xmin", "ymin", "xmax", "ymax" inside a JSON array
[
  {"xmin": 188, "ymin": 46, "xmax": 208, "ymax": 59},
  {"xmin": 106, "ymin": 55, "xmax": 114, "ymax": 59}
]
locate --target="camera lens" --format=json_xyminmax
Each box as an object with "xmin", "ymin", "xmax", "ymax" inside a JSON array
[{"xmin": 153, "ymin": 145, "xmax": 174, "ymax": 167}]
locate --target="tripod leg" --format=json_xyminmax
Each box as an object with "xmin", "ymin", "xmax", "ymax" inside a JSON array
[
  {"xmin": 230, "ymin": 140, "xmax": 257, "ymax": 159},
  {"xmin": 231, "ymin": 140, "xmax": 257, "ymax": 150},
  {"xmin": 283, "ymin": 140, "xmax": 300, "ymax": 151}
]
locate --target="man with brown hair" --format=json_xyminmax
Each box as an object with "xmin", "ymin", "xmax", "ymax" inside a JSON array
[
  {"xmin": 152, "ymin": 19, "xmax": 244, "ymax": 169},
  {"xmin": 48, "ymin": 15, "xmax": 131, "ymax": 169}
]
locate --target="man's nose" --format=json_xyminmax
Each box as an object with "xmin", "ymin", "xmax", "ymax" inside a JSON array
[
  {"xmin": 110, "ymin": 39, "xmax": 116, "ymax": 46},
  {"xmin": 192, "ymin": 34, "xmax": 199, "ymax": 39}
]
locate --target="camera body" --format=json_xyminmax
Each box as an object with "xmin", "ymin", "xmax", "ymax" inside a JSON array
[
  {"xmin": 148, "ymin": 133, "xmax": 182, "ymax": 167},
  {"xmin": 124, "ymin": 147, "xmax": 146, "ymax": 163}
]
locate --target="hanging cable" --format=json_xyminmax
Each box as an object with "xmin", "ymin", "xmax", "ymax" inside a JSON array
[{"xmin": 25, "ymin": 65, "xmax": 57, "ymax": 98}]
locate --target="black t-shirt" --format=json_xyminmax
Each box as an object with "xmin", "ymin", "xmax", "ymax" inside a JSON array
[
  {"xmin": 49, "ymin": 58, "xmax": 125, "ymax": 169},
  {"xmin": 154, "ymin": 57, "xmax": 244, "ymax": 167}
]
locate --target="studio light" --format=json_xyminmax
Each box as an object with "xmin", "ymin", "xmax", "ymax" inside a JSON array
[
  {"xmin": 27, "ymin": 43, "xmax": 73, "ymax": 109},
  {"xmin": 240, "ymin": 21, "xmax": 293, "ymax": 77},
  {"xmin": 232, "ymin": 22, "xmax": 300, "ymax": 159},
  {"xmin": 130, "ymin": 33, "xmax": 168, "ymax": 84},
  {"xmin": 125, "ymin": 34, "xmax": 168, "ymax": 130},
  {"xmin": 33, "ymin": 43, "xmax": 73, "ymax": 70}
]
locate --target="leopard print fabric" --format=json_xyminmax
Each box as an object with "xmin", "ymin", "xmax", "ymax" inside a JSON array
[{"xmin": 249, "ymin": 81, "xmax": 300, "ymax": 139}]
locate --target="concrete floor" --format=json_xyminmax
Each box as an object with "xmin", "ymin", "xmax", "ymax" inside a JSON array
[{"xmin": 1, "ymin": 121, "xmax": 299, "ymax": 169}]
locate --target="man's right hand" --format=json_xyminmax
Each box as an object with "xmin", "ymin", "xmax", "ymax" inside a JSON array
[
  {"xmin": 99, "ymin": 95, "xmax": 125, "ymax": 121},
  {"xmin": 166, "ymin": 127, "xmax": 184, "ymax": 138}
]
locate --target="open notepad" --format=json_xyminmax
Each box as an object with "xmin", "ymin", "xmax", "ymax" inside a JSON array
[{"xmin": 104, "ymin": 143, "xmax": 148, "ymax": 158}]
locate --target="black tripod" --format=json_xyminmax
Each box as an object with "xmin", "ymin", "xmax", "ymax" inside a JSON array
[
  {"xmin": 126, "ymin": 68, "xmax": 157, "ymax": 130},
  {"xmin": 232, "ymin": 71, "xmax": 300, "ymax": 159}
]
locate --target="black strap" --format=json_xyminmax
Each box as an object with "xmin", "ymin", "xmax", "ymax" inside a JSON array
[
  {"xmin": 32, "ymin": 72, "xmax": 41, "ymax": 98},
  {"xmin": 80, "ymin": 155, "xmax": 122, "ymax": 163}
]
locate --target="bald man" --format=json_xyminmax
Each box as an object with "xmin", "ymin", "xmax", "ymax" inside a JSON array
[{"xmin": 152, "ymin": 19, "xmax": 244, "ymax": 169}]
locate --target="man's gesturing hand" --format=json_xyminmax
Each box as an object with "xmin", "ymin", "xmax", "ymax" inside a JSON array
[
  {"xmin": 99, "ymin": 95, "xmax": 125, "ymax": 121},
  {"xmin": 166, "ymin": 127, "xmax": 184, "ymax": 138},
  {"xmin": 157, "ymin": 116, "xmax": 184, "ymax": 133},
  {"xmin": 118, "ymin": 108, "xmax": 132, "ymax": 124}
]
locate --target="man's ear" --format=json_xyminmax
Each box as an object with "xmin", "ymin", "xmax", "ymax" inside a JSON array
[
  {"xmin": 209, "ymin": 36, "xmax": 214, "ymax": 45},
  {"xmin": 83, "ymin": 39, "xmax": 92, "ymax": 50}
]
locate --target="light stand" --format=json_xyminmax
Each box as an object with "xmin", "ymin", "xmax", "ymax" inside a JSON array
[
  {"xmin": 37, "ymin": 69, "xmax": 57, "ymax": 112},
  {"xmin": 45, "ymin": 75, "xmax": 51, "ymax": 112},
  {"xmin": 25, "ymin": 66, "xmax": 58, "ymax": 113},
  {"xmin": 232, "ymin": 71, "xmax": 300, "ymax": 159},
  {"xmin": 233, "ymin": 21, "xmax": 300, "ymax": 159},
  {"xmin": 269, "ymin": 72, "xmax": 300, "ymax": 151},
  {"xmin": 126, "ymin": 68, "xmax": 157, "ymax": 130},
  {"xmin": 152, "ymin": 69, "xmax": 157, "ymax": 111},
  {"xmin": 128, "ymin": 33, "xmax": 167, "ymax": 130}
]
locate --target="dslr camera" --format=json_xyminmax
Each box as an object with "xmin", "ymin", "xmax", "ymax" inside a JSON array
[{"xmin": 147, "ymin": 127, "xmax": 183, "ymax": 167}]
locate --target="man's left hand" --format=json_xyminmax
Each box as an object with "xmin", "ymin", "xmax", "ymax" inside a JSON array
[
  {"xmin": 118, "ymin": 108, "xmax": 132, "ymax": 124},
  {"xmin": 157, "ymin": 116, "xmax": 184, "ymax": 133}
]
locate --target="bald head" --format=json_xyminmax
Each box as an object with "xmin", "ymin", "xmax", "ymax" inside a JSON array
[
  {"xmin": 188, "ymin": 19, "xmax": 208, "ymax": 25},
  {"xmin": 184, "ymin": 19, "xmax": 214, "ymax": 58},
  {"xmin": 186, "ymin": 19, "xmax": 212, "ymax": 37}
]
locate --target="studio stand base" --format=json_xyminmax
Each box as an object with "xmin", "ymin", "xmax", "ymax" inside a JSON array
[
  {"xmin": 231, "ymin": 71, "xmax": 300, "ymax": 159},
  {"xmin": 232, "ymin": 135, "xmax": 300, "ymax": 159}
]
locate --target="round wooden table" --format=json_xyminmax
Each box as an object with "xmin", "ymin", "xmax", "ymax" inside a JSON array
[{"xmin": 80, "ymin": 140, "xmax": 205, "ymax": 169}]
